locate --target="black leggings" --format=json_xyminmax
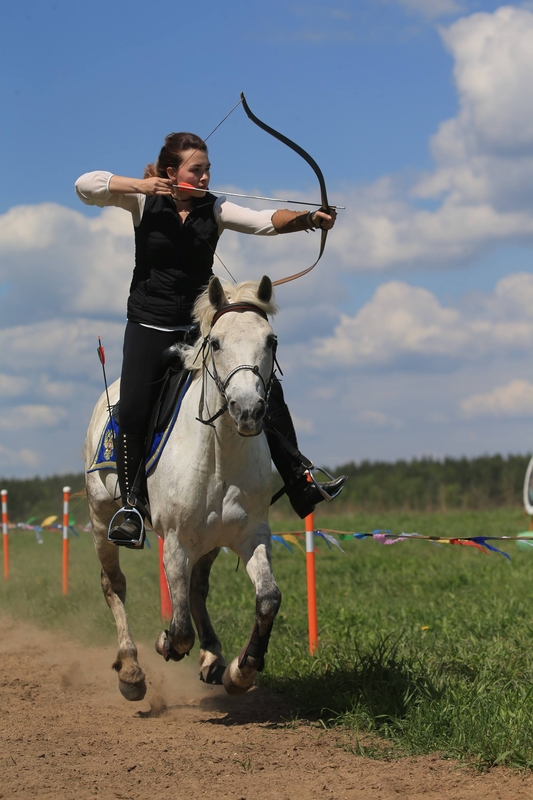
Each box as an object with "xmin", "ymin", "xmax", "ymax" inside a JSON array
[{"xmin": 119, "ymin": 322, "xmax": 186, "ymax": 437}]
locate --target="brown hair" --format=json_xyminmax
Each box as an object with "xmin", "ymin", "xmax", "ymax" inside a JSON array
[{"xmin": 143, "ymin": 133, "xmax": 207, "ymax": 179}]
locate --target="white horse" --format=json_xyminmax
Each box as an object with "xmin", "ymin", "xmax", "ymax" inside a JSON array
[{"xmin": 85, "ymin": 276, "xmax": 282, "ymax": 700}]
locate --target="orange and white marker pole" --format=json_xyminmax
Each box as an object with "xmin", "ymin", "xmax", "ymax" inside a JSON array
[
  {"xmin": 62, "ymin": 486, "xmax": 71, "ymax": 595},
  {"xmin": 159, "ymin": 537, "xmax": 172, "ymax": 621},
  {"xmin": 305, "ymin": 508, "xmax": 318, "ymax": 655},
  {"xmin": 2, "ymin": 489, "xmax": 9, "ymax": 580}
]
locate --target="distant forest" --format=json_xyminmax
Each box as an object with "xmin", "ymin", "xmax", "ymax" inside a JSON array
[
  {"xmin": 331, "ymin": 453, "xmax": 531, "ymax": 512},
  {"xmin": 0, "ymin": 473, "xmax": 89, "ymax": 526},
  {"xmin": 1, "ymin": 454, "xmax": 531, "ymax": 524}
]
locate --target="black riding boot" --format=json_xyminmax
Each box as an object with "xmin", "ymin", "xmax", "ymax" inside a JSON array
[
  {"xmin": 108, "ymin": 432, "xmax": 147, "ymax": 548},
  {"xmin": 265, "ymin": 379, "xmax": 347, "ymax": 519}
]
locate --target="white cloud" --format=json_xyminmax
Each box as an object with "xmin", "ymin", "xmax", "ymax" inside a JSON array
[
  {"xmin": 460, "ymin": 379, "xmax": 533, "ymax": 419},
  {"xmin": 0, "ymin": 374, "xmax": 30, "ymax": 398},
  {"xmin": 290, "ymin": 414, "xmax": 314, "ymax": 434},
  {"xmin": 0, "ymin": 204, "xmax": 134, "ymax": 325},
  {"xmin": 0, "ymin": 445, "xmax": 40, "ymax": 470},
  {"xmin": 415, "ymin": 7, "xmax": 533, "ymax": 208},
  {"xmin": 0, "ymin": 319, "xmax": 124, "ymax": 379},
  {"xmin": 326, "ymin": 6, "xmax": 533, "ymax": 273},
  {"xmin": 332, "ymin": 188, "xmax": 533, "ymax": 271},
  {"xmin": 0, "ymin": 405, "xmax": 67, "ymax": 430},
  {"xmin": 439, "ymin": 7, "xmax": 533, "ymax": 157},
  {"xmin": 311, "ymin": 273, "xmax": 533, "ymax": 369},
  {"xmin": 35, "ymin": 376, "xmax": 77, "ymax": 401},
  {"xmin": 359, "ymin": 410, "xmax": 404, "ymax": 430}
]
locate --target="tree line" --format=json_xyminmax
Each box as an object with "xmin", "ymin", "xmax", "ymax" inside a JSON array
[
  {"xmin": 1, "ymin": 453, "xmax": 531, "ymax": 523},
  {"xmin": 328, "ymin": 453, "xmax": 531, "ymax": 512},
  {"xmin": 0, "ymin": 473, "xmax": 89, "ymax": 526}
]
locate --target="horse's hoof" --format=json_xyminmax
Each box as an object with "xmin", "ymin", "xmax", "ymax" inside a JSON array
[
  {"xmin": 223, "ymin": 680, "xmax": 250, "ymax": 696},
  {"xmin": 155, "ymin": 631, "xmax": 187, "ymax": 662},
  {"xmin": 199, "ymin": 661, "xmax": 226, "ymax": 685},
  {"xmin": 118, "ymin": 678, "xmax": 147, "ymax": 701},
  {"xmin": 222, "ymin": 662, "xmax": 254, "ymax": 695}
]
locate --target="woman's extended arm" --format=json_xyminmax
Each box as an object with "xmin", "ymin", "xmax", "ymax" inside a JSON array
[
  {"xmin": 271, "ymin": 208, "xmax": 337, "ymax": 233},
  {"xmin": 215, "ymin": 198, "xmax": 336, "ymax": 236},
  {"xmin": 75, "ymin": 171, "xmax": 173, "ymax": 226}
]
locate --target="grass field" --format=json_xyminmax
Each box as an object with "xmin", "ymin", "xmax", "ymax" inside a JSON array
[{"xmin": 2, "ymin": 506, "xmax": 533, "ymax": 768}]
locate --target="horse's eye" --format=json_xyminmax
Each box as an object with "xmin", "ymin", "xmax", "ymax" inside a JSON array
[
  {"xmin": 267, "ymin": 334, "xmax": 278, "ymax": 350},
  {"xmin": 211, "ymin": 339, "xmax": 220, "ymax": 352}
]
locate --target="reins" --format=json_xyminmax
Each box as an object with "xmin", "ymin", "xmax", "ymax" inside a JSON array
[{"xmin": 195, "ymin": 303, "xmax": 278, "ymax": 427}]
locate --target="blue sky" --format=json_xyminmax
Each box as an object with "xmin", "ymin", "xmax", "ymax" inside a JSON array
[{"xmin": 1, "ymin": 0, "xmax": 533, "ymax": 477}]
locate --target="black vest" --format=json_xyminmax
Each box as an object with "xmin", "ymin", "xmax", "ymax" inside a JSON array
[{"xmin": 127, "ymin": 193, "xmax": 220, "ymax": 326}]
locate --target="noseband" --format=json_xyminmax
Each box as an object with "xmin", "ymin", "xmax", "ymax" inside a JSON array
[{"xmin": 196, "ymin": 303, "xmax": 278, "ymax": 427}]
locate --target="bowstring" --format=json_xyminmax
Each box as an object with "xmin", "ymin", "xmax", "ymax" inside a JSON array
[
  {"xmin": 179, "ymin": 97, "xmax": 243, "ymax": 170},
  {"xmin": 176, "ymin": 98, "xmax": 243, "ymax": 284}
]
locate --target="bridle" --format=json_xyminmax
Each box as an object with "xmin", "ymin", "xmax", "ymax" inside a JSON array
[{"xmin": 196, "ymin": 303, "xmax": 279, "ymax": 427}]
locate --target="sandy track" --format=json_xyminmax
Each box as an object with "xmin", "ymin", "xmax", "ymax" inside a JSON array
[{"xmin": 1, "ymin": 615, "xmax": 532, "ymax": 799}]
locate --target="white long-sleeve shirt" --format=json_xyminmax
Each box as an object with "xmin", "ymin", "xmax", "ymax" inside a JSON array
[{"xmin": 75, "ymin": 171, "xmax": 278, "ymax": 235}]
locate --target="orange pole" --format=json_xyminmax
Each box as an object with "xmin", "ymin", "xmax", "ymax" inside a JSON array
[
  {"xmin": 2, "ymin": 489, "xmax": 9, "ymax": 581},
  {"xmin": 305, "ymin": 509, "xmax": 318, "ymax": 655},
  {"xmin": 159, "ymin": 536, "xmax": 172, "ymax": 621},
  {"xmin": 62, "ymin": 486, "xmax": 70, "ymax": 595}
]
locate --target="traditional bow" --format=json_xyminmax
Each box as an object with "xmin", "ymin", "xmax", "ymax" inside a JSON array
[{"xmin": 240, "ymin": 92, "xmax": 331, "ymax": 286}]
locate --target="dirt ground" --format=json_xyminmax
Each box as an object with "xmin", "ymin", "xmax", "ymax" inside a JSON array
[{"xmin": 1, "ymin": 616, "xmax": 533, "ymax": 800}]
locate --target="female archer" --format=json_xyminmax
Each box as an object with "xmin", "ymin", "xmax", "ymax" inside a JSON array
[{"xmin": 75, "ymin": 132, "xmax": 347, "ymax": 546}]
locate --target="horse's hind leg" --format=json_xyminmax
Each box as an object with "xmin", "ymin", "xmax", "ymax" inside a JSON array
[
  {"xmin": 93, "ymin": 533, "xmax": 147, "ymax": 701},
  {"xmin": 190, "ymin": 548, "xmax": 227, "ymax": 684},
  {"xmin": 222, "ymin": 532, "xmax": 281, "ymax": 696}
]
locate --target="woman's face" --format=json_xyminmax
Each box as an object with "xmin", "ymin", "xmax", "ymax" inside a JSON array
[{"xmin": 169, "ymin": 149, "xmax": 211, "ymax": 200}]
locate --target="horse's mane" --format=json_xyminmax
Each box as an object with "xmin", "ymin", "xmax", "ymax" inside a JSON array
[{"xmin": 180, "ymin": 279, "xmax": 278, "ymax": 371}]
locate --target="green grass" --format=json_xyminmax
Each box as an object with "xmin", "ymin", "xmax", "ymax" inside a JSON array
[{"xmin": 2, "ymin": 507, "xmax": 533, "ymax": 767}]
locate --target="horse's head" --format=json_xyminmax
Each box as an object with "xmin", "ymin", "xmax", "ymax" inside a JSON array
[{"xmin": 189, "ymin": 276, "xmax": 279, "ymax": 436}]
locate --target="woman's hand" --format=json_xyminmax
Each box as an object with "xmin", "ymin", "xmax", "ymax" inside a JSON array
[
  {"xmin": 139, "ymin": 177, "xmax": 173, "ymax": 196},
  {"xmin": 311, "ymin": 208, "xmax": 337, "ymax": 230},
  {"xmin": 108, "ymin": 175, "xmax": 173, "ymax": 196}
]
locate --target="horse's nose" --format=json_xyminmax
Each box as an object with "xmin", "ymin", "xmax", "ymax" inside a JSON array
[
  {"xmin": 229, "ymin": 398, "xmax": 265, "ymax": 421},
  {"xmin": 252, "ymin": 397, "xmax": 266, "ymax": 421},
  {"xmin": 229, "ymin": 398, "xmax": 241, "ymax": 418},
  {"xmin": 229, "ymin": 397, "xmax": 266, "ymax": 434}
]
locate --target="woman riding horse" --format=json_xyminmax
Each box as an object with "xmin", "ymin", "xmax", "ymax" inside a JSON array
[{"xmin": 75, "ymin": 132, "xmax": 347, "ymax": 546}]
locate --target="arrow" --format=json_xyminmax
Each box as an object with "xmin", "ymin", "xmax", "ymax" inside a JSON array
[{"xmin": 172, "ymin": 183, "xmax": 345, "ymax": 209}]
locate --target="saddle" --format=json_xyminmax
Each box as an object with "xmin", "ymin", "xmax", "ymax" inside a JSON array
[
  {"xmin": 112, "ymin": 360, "xmax": 191, "ymax": 437},
  {"xmin": 88, "ymin": 344, "xmax": 193, "ymax": 476}
]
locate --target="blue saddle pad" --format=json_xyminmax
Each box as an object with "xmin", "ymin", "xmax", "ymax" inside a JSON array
[{"xmin": 87, "ymin": 373, "xmax": 193, "ymax": 476}]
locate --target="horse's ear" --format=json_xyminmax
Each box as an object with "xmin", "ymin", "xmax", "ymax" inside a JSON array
[
  {"xmin": 208, "ymin": 276, "xmax": 227, "ymax": 310},
  {"xmin": 257, "ymin": 275, "xmax": 272, "ymax": 304}
]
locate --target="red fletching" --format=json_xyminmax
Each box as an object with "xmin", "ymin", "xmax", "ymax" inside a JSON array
[{"xmin": 97, "ymin": 336, "xmax": 105, "ymax": 365}]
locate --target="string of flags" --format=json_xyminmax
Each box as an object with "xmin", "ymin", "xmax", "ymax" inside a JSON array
[
  {"xmin": 7, "ymin": 517, "xmax": 533, "ymax": 560},
  {"xmin": 271, "ymin": 528, "xmax": 533, "ymax": 560},
  {"xmin": 6, "ymin": 516, "xmax": 79, "ymax": 543}
]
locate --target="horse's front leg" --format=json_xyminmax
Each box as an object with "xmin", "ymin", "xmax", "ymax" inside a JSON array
[
  {"xmin": 222, "ymin": 529, "xmax": 281, "ymax": 696},
  {"xmin": 190, "ymin": 548, "xmax": 227, "ymax": 684},
  {"xmin": 155, "ymin": 533, "xmax": 196, "ymax": 662},
  {"xmin": 93, "ymin": 533, "xmax": 147, "ymax": 701}
]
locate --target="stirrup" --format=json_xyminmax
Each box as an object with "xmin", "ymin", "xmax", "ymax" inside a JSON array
[
  {"xmin": 108, "ymin": 506, "xmax": 145, "ymax": 547},
  {"xmin": 306, "ymin": 468, "xmax": 344, "ymax": 502}
]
